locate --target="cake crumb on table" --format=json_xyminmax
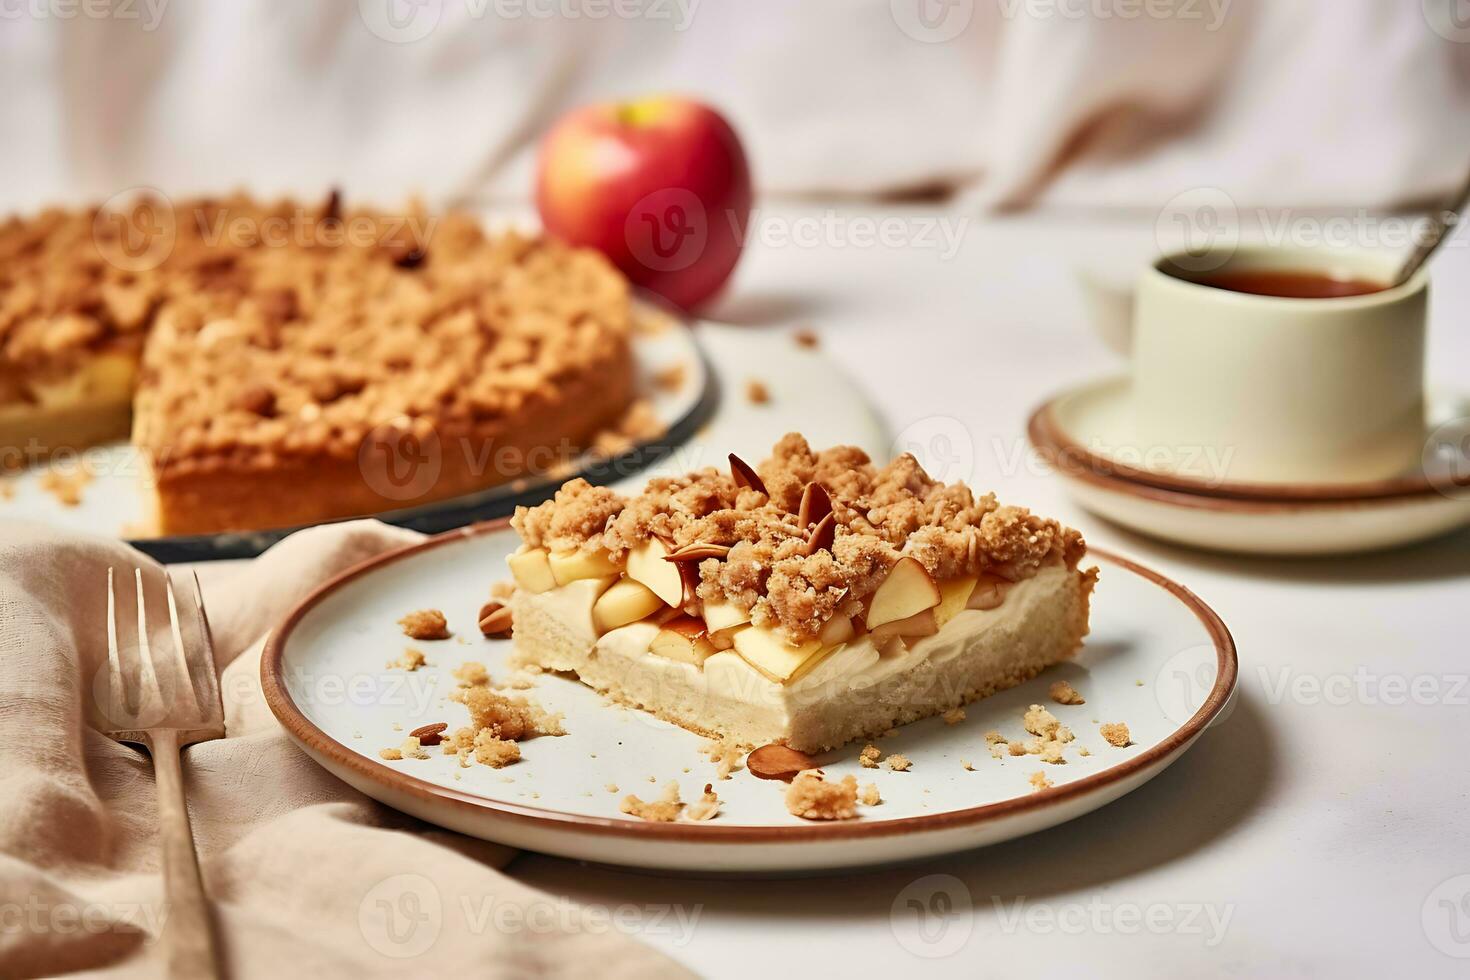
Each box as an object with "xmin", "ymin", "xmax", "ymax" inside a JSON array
[
  {"xmin": 386, "ymin": 648, "xmax": 427, "ymax": 671},
  {"xmin": 744, "ymin": 378, "xmax": 770, "ymax": 405},
  {"xmin": 1100, "ymin": 722, "xmax": 1133, "ymax": 747},
  {"xmin": 1029, "ymin": 771, "xmax": 1054, "ymax": 792},
  {"xmin": 785, "ymin": 770, "xmax": 859, "ymax": 821},
  {"xmin": 859, "ymin": 783, "xmax": 882, "ymax": 806},
  {"xmin": 960, "ymin": 759, "xmax": 975, "ymax": 771},
  {"xmin": 398, "ymin": 609, "xmax": 450, "ymax": 640},
  {"xmin": 859, "ymin": 743, "xmax": 882, "ymax": 768},
  {"xmin": 884, "ymin": 753, "xmax": 912, "ymax": 772},
  {"xmin": 1048, "ymin": 680, "xmax": 1085, "ymax": 705},
  {"xmin": 1008, "ymin": 741, "xmax": 1028, "ymax": 757},
  {"xmin": 605, "ymin": 783, "xmax": 619, "ymax": 793},
  {"xmin": 39, "ymin": 464, "xmax": 93, "ymax": 507},
  {"xmin": 942, "ymin": 707, "xmax": 966, "ymax": 725},
  {"xmin": 792, "ymin": 329, "xmax": 819, "ymax": 349}
]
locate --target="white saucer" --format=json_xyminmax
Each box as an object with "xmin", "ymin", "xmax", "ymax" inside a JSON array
[
  {"xmin": 261, "ymin": 522, "xmax": 1236, "ymax": 875},
  {"xmin": 1038, "ymin": 376, "xmax": 1470, "ymax": 501},
  {"xmin": 1029, "ymin": 380, "xmax": 1470, "ymax": 555}
]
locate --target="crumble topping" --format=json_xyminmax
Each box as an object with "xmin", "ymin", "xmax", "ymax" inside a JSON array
[
  {"xmin": 512, "ymin": 433, "xmax": 1085, "ymax": 641},
  {"xmin": 398, "ymin": 609, "xmax": 449, "ymax": 641},
  {"xmin": 1048, "ymin": 680, "xmax": 1085, "ymax": 705},
  {"xmin": 942, "ymin": 707, "xmax": 966, "ymax": 725},
  {"xmin": 1, "ymin": 195, "xmax": 639, "ymax": 476},
  {"xmin": 784, "ymin": 770, "xmax": 859, "ymax": 821},
  {"xmin": 859, "ymin": 783, "xmax": 882, "ymax": 806},
  {"xmin": 1100, "ymin": 722, "xmax": 1133, "ymax": 747},
  {"xmin": 1029, "ymin": 772, "xmax": 1053, "ymax": 792},
  {"xmin": 884, "ymin": 753, "xmax": 912, "ymax": 772},
  {"xmin": 744, "ymin": 379, "xmax": 770, "ymax": 405},
  {"xmin": 858, "ymin": 743, "xmax": 882, "ymax": 769}
]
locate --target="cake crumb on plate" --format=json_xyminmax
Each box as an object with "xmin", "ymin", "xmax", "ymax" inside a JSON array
[
  {"xmin": 785, "ymin": 770, "xmax": 859, "ymax": 821},
  {"xmin": 1048, "ymin": 680, "xmax": 1085, "ymax": 705},
  {"xmin": 386, "ymin": 648, "xmax": 427, "ymax": 671},
  {"xmin": 398, "ymin": 609, "xmax": 450, "ymax": 640}
]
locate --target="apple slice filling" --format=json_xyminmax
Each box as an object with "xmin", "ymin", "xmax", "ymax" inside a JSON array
[{"xmin": 514, "ymin": 541, "xmax": 1017, "ymax": 685}]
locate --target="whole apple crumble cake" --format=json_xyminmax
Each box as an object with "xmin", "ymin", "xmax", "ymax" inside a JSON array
[
  {"xmin": 504, "ymin": 434, "xmax": 1098, "ymax": 752},
  {"xmin": 0, "ymin": 192, "xmax": 640, "ymax": 533}
]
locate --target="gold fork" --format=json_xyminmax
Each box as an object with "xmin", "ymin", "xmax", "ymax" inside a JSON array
[{"xmin": 91, "ymin": 567, "xmax": 225, "ymax": 979}]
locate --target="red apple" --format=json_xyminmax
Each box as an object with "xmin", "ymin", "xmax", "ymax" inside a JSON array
[{"xmin": 536, "ymin": 96, "xmax": 752, "ymax": 312}]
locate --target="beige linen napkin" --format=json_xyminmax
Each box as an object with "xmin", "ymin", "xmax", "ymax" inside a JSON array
[{"xmin": 0, "ymin": 518, "xmax": 692, "ymax": 979}]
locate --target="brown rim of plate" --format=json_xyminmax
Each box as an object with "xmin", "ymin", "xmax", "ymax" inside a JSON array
[
  {"xmin": 1028, "ymin": 407, "xmax": 1464, "ymax": 513},
  {"xmin": 260, "ymin": 519, "xmax": 1238, "ymax": 844},
  {"xmin": 1028, "ymin": 389, "xmax": 1460, "ymax": 503}
]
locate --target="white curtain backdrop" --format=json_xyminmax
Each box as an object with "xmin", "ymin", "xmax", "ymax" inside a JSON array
[{"xmin": 1, "ymin": 0, "xmax": 1467, "ymax": 213}]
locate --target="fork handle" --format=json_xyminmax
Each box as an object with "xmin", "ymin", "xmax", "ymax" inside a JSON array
[{"xmin": 150, "ymin": 729, "xmax": 223, "ymax": 979}]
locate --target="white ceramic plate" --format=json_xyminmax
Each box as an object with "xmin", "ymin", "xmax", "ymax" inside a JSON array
[
  {"xmin": 0, "ymin": 302, "xmax": 711, "ymax": 560},
  {"xmin": 262, "ymin": 523, "xmax": 1237, "ymax": 874},
  {"xmin": 1029, "ymin": 380, "xmax": 1470, "ymax": 556}
]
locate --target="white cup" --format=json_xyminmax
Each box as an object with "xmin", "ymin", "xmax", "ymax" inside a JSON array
[{"xmin": 1132, "ymin": 246, "xmax": 1427, "ymax": 485}]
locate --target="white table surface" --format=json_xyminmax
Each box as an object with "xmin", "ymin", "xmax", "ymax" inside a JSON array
[{"xmin": 500, "ymin": 203, "xmax": 1470, "ymax": 978}]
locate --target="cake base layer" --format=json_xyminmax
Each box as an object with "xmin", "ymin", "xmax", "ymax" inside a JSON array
[{"xmin": 512, "ymin": 563, "xmax": 1097, "ymax": 753}]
